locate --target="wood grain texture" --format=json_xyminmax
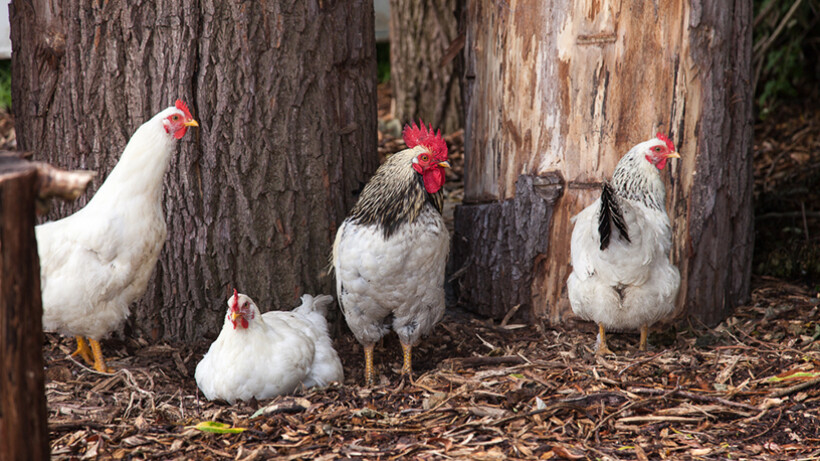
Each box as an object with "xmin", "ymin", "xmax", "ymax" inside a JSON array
[
  {"xmin": 452, "ymin": 173, "xmax": 563, "ymax": 318},
  {"xmin": 11, "ymin": 1, "xmax": 378, "ymax": 342},
  {"xmin": 0, "ymin": 157, "xmax": 49, "ymax": 461},
  {"xmin": 458, "ymin": 0, "xmax": 753, "ymax": 325},
  {"xmin": 389, "ymin": 0, "xmax": 462, "ymax": 132}
]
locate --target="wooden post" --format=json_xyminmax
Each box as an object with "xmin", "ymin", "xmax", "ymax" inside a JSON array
[
  {"xmin": 454, "ymin": 1, "xmax": 753, "ymax": 326},
  {"xmin": 0, "ymin": 152, "xmax": 93, "ymax": 461}
]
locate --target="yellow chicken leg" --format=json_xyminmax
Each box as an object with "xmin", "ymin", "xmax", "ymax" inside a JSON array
[
  {"xmin": 88, "ymin": 339, "xmax": 113, "ymax": 373},
  {"xmin": 71, "ymin": 336, "xmax": 95, "ymax": 365},
  {"xmin": 596, "ymin": 324, "xmax": 614, "ymax": 355},
  {"xmin": 363, "ymin": 343, "xmax": 375, "ymax": 386},
  {"xmin": 400, "ymin": 342, "xmax": 413, "ymax": 377},
  {"xmin": 639, "ymin": 324, "xmax": 648, "ymax": 351}
]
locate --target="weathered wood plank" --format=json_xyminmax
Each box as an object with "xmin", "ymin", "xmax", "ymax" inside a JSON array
[{"xmin": 0, "ymin": 156, "xmax": 49, "ymax": 461}]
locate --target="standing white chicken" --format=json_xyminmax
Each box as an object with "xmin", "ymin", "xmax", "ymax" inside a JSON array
[
  {"xmin": 567, "ymin": 133, "xmax": 681, "ymax": 354},
  {"xmin": 36, "ymin": 100, "xmax": 198, "ymax": 372},
  {"xmin": 195, "ymin": 291, "xmax": 344, "ymax": 403}
]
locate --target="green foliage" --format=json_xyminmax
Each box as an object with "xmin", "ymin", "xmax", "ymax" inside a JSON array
[
  {"xmin": 0, "ymin": 60, "xmax": 10, "ymax": 111},
  {"xmin": 753, "ymin": 0, "xmax": 820, "ymax": 119},
  {"xmin": 376, "ymin": 42, "xmax": 391, "ymax": 84}
]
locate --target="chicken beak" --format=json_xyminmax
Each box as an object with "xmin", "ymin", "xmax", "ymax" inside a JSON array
[
  {"xmin": 184, "ymin": 119, "xmax": 199, "ymax": 127},
  {"xmin": 667, "ymin": 151, "xmax": 681, "ymax": 159},
  {"xmin": 438, "ymin": 161, "xmax": 451, "ymax": 168}
]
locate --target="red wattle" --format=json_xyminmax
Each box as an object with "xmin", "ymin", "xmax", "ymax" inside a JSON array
[
  {"xmin": 422, "ymin": 167, "xmax": 445, "ymax": 193},
  {"xmin": 174, "ymin": 126, "xmax": 188, "ymax": 140},
  {"xmin": 241, "ymin": 317, "xmax": 249, "ymax": 329},
  {"xmin": 656, "ymin": 157, "xmax": 668, "ymax": 170}
]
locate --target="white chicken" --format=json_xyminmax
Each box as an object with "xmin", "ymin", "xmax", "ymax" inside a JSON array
[
  {"xmin": 195, "ymin": 291, "xmax": 344, "ymax": 404},
  {"xmin": 567, "ymin": 133, "xmax": 681, "ymax": 354},
  {"xmin": 36, "ymin": 100, "xmax": 198, "ymax": 372}
]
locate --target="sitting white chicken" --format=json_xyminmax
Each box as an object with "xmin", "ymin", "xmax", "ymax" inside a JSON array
[
  {"xmin": 567, "ymin": 133, "xmax": 681, "ymax": 354},
  {"xmin": 37, "ymin": 100, "xmax": 198, "ymax": 372},
  {"xmin": 195, "ymin": 290, "xmax": 344, "ymax": 403}
]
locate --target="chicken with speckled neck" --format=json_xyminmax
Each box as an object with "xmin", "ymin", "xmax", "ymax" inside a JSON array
[
  {"xmin": 195, "ymin": 291, "xmax": 344, "ymax": 403},
  {"xmin": 333, "ymin": 120, "xmax": 451, "ymax": 386},
  {"xmin": 36, "ymin": 100, "xmax": 198, "ymax": 373},
  {"xmin": 567, "ymin": 133, "xmax": 681, "ymax": 354}
]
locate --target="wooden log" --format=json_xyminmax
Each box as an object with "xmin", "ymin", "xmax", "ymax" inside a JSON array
[
  {"xmin": 0, "ymin": 154, "xmax": 49, "ymax": 461},
  {"xmin": 0, "ymin": 152, "xmax": 93, "ymax": 461},
  {"xmin": 455, "ymin": 1, "xmax": 754, "ymax": 325}
]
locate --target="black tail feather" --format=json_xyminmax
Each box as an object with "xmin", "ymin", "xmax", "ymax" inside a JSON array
[{"xmin": 598, "ymin": 181, "xmax": 630, "ymax": 250}]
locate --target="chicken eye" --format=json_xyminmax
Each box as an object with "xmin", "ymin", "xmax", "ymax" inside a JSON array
[
  {"xmin": 420, "ymin": 154, "xmax": 429, "ymax": 162},
  {"xmin": 172, "ymin": 115, "xmax": 180, "ymax": 121},
  {"xmin": 654, "ymin": 146, "xmax": 661, "ymax": 152}
]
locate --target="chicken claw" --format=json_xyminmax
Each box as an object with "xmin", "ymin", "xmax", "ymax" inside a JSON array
[
  {"xmin": 400, "ymin": 342, "xmax": 413, "ymax": 378},
  {"xmin": 88, "ymin": 339, "xmax": 113, "ymax": 373},
  {"xmin": 639, "ymin": 324, "xmax": 648, "ymax": 351},
  {"xmin": 595, "ymin": 324, "xmax": 615, "ymax": 356},
  {"xmin": 71, "ymin": 336, "xmax": 95, "ymax": 365},
  {"xmin": 364, "ymin": 343, "xmax": 376, "ymax": 386}
]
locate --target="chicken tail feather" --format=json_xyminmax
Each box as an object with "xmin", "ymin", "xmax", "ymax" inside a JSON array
[
  {"xmin": 598, "ymin": 181, "xmax": 630, "ymax": 250},
  {"xmin": 294, "ymin": 294, "xmax": 334, "ymax": 317}
]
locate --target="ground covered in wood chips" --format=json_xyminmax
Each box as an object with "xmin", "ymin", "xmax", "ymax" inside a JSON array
[
  {"xmin": 44, "ymin": 281, "xmax": 820, "ymax": 460},
  {"xmin": 32, "ymin": 91, "xmax": 820, "ymax": 459}
]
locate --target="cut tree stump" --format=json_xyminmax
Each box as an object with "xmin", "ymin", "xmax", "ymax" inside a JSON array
[
  {"xmin": 454, "ymin": 1, "xmax": 753, "ymax": 326},
  {"xmin": 0, "ymin": 152, "xmax": 93, "ymax": 461}
]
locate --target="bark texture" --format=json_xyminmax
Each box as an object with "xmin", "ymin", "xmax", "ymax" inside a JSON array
[
  {"xmin": 389, "ymin": 0, "xmax": 462, "ymax": 133},
  {"xmin": 11, "ymin": 1, "xmax": 378, "ymax": 342},
  {"xmin": 455, "ymin": 1, "xmax": 753, "ymax": 325},
  {"xmin": 0, "ymin": 155, "xmax": 49, "ymax": 461}
]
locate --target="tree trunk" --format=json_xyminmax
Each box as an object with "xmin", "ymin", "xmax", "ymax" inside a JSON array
[
  {"xmin": 389, "ymin": 0, "xmax": 462, "ymax": 133},
  {"xmin": 454, "ymin": 1, "xmax": 753, "ymax": 326},
  {"xmin": 0, "ymin": 154, "xmax": 49, "ymax": 461},
  {"xmin": 11, "ymin": 1, "xmax": 378, "ymax": 342}
]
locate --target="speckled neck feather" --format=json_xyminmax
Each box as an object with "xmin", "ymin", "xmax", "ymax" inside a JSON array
[
  {"xmin": 348, "ymin": 148, "xmax": 444, "ymax": 239},
  {"xmin": 610, "ymin": 146, "xmax": 666, "ymax": 211}
]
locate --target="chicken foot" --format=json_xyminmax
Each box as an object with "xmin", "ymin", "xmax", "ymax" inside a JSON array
[
  {"xmin": 639, "ymin": 324, "xmax": 648, "ymax": 351},
  {"xmin": 363, "ymin": 343, "xmax": 376, "ymax": 386},
  {"xmin": 400, "ymin": 342, "xmax": 413, "ymax": 378},
  {"xmin": 596, "ymin": 324, "xmax": 614, "ymax": 355},
  {"xmin": 88, "ymin": 338, "xmax": 113, "ymax": 373},
  {"xmin": 71, "ymin": 336, "xmax": 95, "ymax": 365}
]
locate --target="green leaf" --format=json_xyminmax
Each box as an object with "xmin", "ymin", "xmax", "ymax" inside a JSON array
[
  {"xmin": 189, "ymin": 421, "xmax": 246, "ymax": 434},
  {"xmin": 766, "ymin": 371, "xmax": 820, "ymax": 383},
  {"xmin": 509, "ymin": 373, "xmax": 525, "ymax": 379}
]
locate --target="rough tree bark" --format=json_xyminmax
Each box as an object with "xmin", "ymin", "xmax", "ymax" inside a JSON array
[
  {"xmin": 389, "ymin": 0, "xmax": 462, "ymax": 133},
  {"xmin": 454, "ymin": 1, "xmax": 753, "ymax": 326},
  {"xmin": 11, "ymin": 1, "xmax": 378, "ymax": 342}
]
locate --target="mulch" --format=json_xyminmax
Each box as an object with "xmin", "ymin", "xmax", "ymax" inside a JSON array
[
  {"xmin": 24, "ymin": 89, "xmax": 820, "ymax": 460},
  {"xmin": 44, "ymin": 279, "xmax": 820, "ymax": 460}
]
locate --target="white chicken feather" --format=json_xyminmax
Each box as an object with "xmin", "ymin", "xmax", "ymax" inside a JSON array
[
  {"xmin": 567, "ymin": 134, "xmax": 681, "ymax": 354},
  {"xmin": 36, "ymin": 100, "xmax": 197, "ymax": 372},
  {"xmin": 195, "ymin": 292, "xmax": 343, "ymax": 404}
]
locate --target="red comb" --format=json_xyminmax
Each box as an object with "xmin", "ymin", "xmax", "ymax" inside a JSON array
[
  {"xmin": 656, "ymin": 132, "xmax": 676, "ymax": 152},
  {"xmin": 402, "ymin": 119, "xmax": 448, "ymax": 161},
  {"xmin": 175, "ymin": 99, "xmax": 193, "ymax": 119},
  {"xmin": 231, "ymin": 288, "xmax": 239, "ymax": 310}
]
